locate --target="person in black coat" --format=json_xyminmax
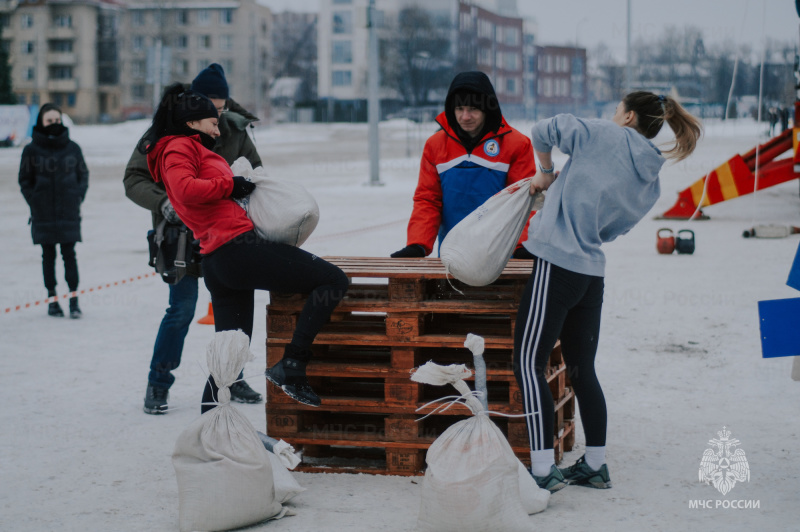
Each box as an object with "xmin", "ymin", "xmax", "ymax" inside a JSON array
[{"xmin": 19, "ymin": 103, "xmax": 89, "ymax": 318}]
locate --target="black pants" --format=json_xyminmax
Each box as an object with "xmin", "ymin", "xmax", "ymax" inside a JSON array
[
  {"xmin": 513, "ymin": 257, "xmax": 606, "ymax": 451},
  {"xmin": 200, "ymin": 231, "xmax": 349, "ymax": 412},
  {"xmin": 42, "ymin": 242, "xmax": 78, "ymax": 294}
]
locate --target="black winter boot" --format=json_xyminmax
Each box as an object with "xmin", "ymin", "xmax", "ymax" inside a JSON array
[
  {"xmin": 69, "ymin": 297, "xmax": 82, "ymax": 319},
  {"xmin": 48, "ymin": 301, "xmax": 64, "ymax": 317},
  {"xmin": 266, "ymin": 345, "xmax": 320, "ymax": 407},
  {"xmin": 143, "ymin": 383, "xmax": 169, "ymax": 414}
]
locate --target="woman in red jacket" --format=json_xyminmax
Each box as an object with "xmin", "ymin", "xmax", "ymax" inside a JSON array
[{"xmin": 139, "ymin": 84, "xmax": 348, "ymax": 408}]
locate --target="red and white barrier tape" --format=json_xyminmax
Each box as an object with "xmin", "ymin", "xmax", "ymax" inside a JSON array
[
  {"xmin": 4, "ymin": 218, "xmax": 407, "ymax": 314},
  {"xmin": 4, "ymin": 272, "xmax": 159, "ymax": 314}
]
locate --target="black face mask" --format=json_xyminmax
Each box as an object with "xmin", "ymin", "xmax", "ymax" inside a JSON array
[{"xmin": 42, "ymin": 123, "xmax": 66, "ymax": 137}]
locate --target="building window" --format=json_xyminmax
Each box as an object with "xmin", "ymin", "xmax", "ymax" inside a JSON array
[
  {"xmin": 53, "ymin": 15, "xmax": 72, "ymax": 28},
  {"xmin": 220, "ymin": 9, "xmax": 233, "ymax": 24},
  {"xmin": 176, "ymin": 59, "xmax": 189, "ymax": 76},
  {"xmin": 219, "ymin": 35, "xmax": 233, "ymax": 50},
  {"xmin": 49, "ymin": 66, "xmax": 73, "ymax": 79},
  {"xmin": 333, "ymin": 0, "xmax": 352, "ymax": 3},
  {"xmin": 198, "ymin": 35, "xmax": 211, "ymax": 49},
  {"xmin": 333, "ymin": 11, "xmax": 352, "ymax": 34},
  {"xmin": 131, "ymin": 11, "xmax": 145, "ymax": 26},
  {"xmin": 332, "ymin": 40, "xmax": 352, "ymax": 64},
  {"xmin": 132, "ymin": 36, "xmax": 144, "ymax": 52},
  {"xmin": 49, "ymin": 40, "xmax": 73, "ymax": 53},
  {"xmin": 21, "ymin": 41, "xmax": 35, "ymax": 54},
  {"xmin": 20, "ymin": 14, "xmax": 33, "ymax": 28},
  {"xmin": 332, "ymin": 70, "xmax": 352, "ymax": 86},
  {"xmin": 131, "ymin": 60, "xmax": 146, "ymax": 77},
  {"xmin": 174, "ymin": 35, "xmax": 188, "ymax": 49},
  {"xmin": 176, "ymin": 10, "xmax": 188, "ymax": 25},
  {"xmin": 132, "ymin": 84, "xmax": 146, "ymax": 99},
  {"xmin": 197, "ymin": 10, "xmax": 210, "ymax": 25},
  {"xmin": 503, "ymin": 26, "xmax": 520, "ymax": 45},
  {"xmin": 25, "ymin": 67, "xmax": 35, "ymax": 81},
  {"xmin": 506, "ymin": 78, "xmax": 516, "ymax": 94},
  {"xmin": 478, "ymin": 19, "xmax": 493, "ymax": 39},
  {"xmin": 478, "ymin": 47, "xmax": 491, "ymax": 65},
  {"xmin": 220, "ymin": 59, "xmax": 233, "ymax": 76},
  {"xmin": 197, "ymin": 59, "xmax": 208, "ymax": 73},
  {"xmin": 503, "ymin": 51, "xmax": 520, "ymax": 70}
]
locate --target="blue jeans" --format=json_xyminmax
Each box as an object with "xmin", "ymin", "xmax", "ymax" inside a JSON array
[{"xmin": 148, "ymin": 275, "xmax": 198, "ymax": 389}]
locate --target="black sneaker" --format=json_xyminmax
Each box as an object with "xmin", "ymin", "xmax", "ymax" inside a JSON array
[
  {"xmin": 48, "ymin": 301, "xmax": 64, "ymax": 317},
  {"xmin": 266, "ymin": 359, "xmax": 321, "ymax": 407},
  {"xmin": 230, "ymin": 380, "xmax": 263, "ymax": 404},
  {"xmin": 143, "ymin": 383, "xmax": 169, "ymax": 415},
  {"xmin": 69, "ymin": 298, "xmax": 82, "ymax": 319}
]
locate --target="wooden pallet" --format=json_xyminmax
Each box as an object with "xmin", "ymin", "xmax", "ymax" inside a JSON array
[{"xmin": 265, "ymin": 257, "xmax": 575, "ymax": 475}]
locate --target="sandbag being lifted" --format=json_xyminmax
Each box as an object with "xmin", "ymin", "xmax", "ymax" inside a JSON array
[{"xmin": 440, "ymin": 178, "xmax": 542, "ymax": 286}]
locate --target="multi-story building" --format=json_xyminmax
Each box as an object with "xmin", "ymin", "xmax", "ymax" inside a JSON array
[
  {"xmin": 1, "ymin": 0, "xmax": 123, "ymax": 123},
  {"xmin": 317, "ymin": 0, "xmax": 526, "ymax": 121},
  {"xmin": 533, "ymin": 44, "xmax": 587, "ymax": 118},
  {"xmin": 119, "ymin": 0, "xmax": 272, "ymax": 120}
]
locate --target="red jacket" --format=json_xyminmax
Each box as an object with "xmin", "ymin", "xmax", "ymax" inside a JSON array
[
  {"xmin": 146, "ymin": 134, "xmax": 253, "ymax": 254},
  {"xmin": 407, "ymin": 112, "xmax": 536, "ymax": 255}
]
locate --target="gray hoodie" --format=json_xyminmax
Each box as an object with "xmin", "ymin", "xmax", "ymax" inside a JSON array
[{"xmin": 524, "ymin": 114, "xmax": 665, "ymax": 277}]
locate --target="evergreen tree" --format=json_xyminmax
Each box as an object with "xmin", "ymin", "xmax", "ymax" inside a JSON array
[{"xmin": 0, "ymin": 24, "xmax": 16, "ymax": 105}]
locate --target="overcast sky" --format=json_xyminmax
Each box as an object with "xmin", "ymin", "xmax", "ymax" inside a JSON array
[{"xmin": 259, "ymin": 0, "xmax": 799, "ymax": 60}]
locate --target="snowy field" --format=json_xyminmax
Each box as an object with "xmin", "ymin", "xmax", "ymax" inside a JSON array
[{"xmin": 1, "ymin": 116, "xmax": 799, "ymax": 531}]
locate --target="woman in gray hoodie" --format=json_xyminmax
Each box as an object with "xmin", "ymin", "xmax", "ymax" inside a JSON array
[{"xmin": 515, "ymin": 92, "xmax": 702, "ymax": 492}]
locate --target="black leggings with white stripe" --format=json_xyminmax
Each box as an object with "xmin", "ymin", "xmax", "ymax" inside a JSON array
[{"xmin": 513, "ymin": 256, "xmax": 606, "ymax": 452}]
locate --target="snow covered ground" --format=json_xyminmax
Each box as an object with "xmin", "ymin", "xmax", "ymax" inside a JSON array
[{"xmin": 1, "ymin": 116, "xmax": 799, "ymax": 531}]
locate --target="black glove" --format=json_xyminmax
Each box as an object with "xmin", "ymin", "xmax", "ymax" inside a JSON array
[
  {"xmin": 160, "ymin": 198, "xmax": 181, "ymax": 224},
  {"xmin": 512, "ymin": 246, "xmax": 534, "ymax": 260},
  {"xmin": 230, "ymin": 175, "xmax": 256, "ymax": 199},
  {"xmin": 390, "ymin": 244, "xmax": 426, "ymax": 258}
]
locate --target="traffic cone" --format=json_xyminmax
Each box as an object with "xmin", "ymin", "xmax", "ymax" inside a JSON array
[{"xmin": 197, "ymin": 302, "xmax": 215, "ymax": 325}]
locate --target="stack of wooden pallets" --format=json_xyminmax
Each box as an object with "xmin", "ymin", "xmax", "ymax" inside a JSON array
[{"xmin": 265, "ymin": 257, "xmax": 575, "ymax": 476}]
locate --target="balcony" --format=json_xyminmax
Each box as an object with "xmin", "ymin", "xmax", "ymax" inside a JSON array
[
  {"xmin": 47, "ymin": 52, "xmax": 76, "ymax": 65},
  {"xmin": 49, "ymin": 26, "xmax": 75, "ymax": 39},
  {"xmin": 47, "ymin": 78, "xmax": 77, "ymax": 91}
]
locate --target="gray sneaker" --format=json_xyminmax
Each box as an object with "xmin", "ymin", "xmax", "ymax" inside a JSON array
[
  {"xmin": 559, "ymin": 455, "xmax": 612, "ymax": 489},
  {"xmin": 143, "ymin": 383, "xmax": 168, "ymax": 415},
  {"xmin": 531, "ymin": 464, "xmax": 568, "ymax": 492}
]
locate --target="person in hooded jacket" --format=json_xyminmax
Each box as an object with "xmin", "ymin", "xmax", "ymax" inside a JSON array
[
  {"xmin": 19, "ymin": 103, "xmax": 89, "ymax": 319},
  {"xmin": 124, "ymin": 64, "xmax": 263, "ymax": 414},
  {"xmin": 391, "ymin": 71, "xmax": 536, "ymax": 258},
  {"xmin": 515, "ymin": 92, "xmax": 702, "ymax": 493},
  {"xmin": 139, "ymin": 84, "xmax": 349, "ymax": 412}
]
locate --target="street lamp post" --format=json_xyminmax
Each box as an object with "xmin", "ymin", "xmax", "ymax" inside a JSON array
[{"xmin": 367, "ymin": 0, "xmax": 382, "ymax": 186}]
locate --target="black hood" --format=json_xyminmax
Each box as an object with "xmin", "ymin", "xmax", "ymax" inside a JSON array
[{"xmin": 444, "ymin": 71, "xmax": 502, "ymax": 149}]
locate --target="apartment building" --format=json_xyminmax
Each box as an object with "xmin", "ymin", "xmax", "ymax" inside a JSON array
[
  {"xmin": 317, "ymin": 0, "xmax": 526, "ymax": 120},
  {"xmin": 119, "ymin": 0, "xmax": 271, "ymax": 120},
  {"xmin": 0, "ymin": 0, "xmax": 123, "ymax": 123},
  {"xmin": 534, "ymin": 44, "xmax": 587, "ymax": 117}
]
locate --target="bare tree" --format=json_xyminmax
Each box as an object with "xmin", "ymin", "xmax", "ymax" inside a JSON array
[{"xmin": 380, "ymin": 7, "xmax": 452, "ymax": 107}]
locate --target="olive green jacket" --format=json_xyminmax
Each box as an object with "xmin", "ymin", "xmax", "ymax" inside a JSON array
[{"xmin": 123, "ymin": 98, "xmax": 261, "ymax": 229}]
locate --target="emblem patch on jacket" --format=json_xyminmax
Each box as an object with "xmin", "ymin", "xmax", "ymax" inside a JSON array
[{"xmin": 483, "ymin": 139, "xmax": 500, "ymax": 157}]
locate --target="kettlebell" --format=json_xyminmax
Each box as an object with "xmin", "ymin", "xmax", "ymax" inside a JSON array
[
  {"xmin": 675, "ymin": 229, "xmax": 695, "ymax": 254},
  {"xmin": 656, "ymin": 228, "xmax": 675, "ymax": 254}
]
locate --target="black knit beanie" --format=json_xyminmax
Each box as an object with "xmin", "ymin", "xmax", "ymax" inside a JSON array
[
  {"xmin": 191, "ymin": 63, "xmax": 229, "ymax": 100},
  {"xmin": 172, "ymin": 90, "xmax": 219, "ymax": 123}
]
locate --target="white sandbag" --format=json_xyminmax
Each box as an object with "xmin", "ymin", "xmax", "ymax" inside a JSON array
[
  {"xmin": 231, "ymin": 157, "xmax": 319, "ymax": 246},
  {"xmin": 412, "ymin": 359, "xmax": 548, "ymax": 531},
  {"xmin": 266, "ymin": 450, "xmax": 306, "ymax": 504},
  {"xmin": 172, "ymin": 331, "xmax": 287, "ymax": 532},
  {"xmin": 440, "ymin": 178, "xmax": 541, "ymax": 286}
]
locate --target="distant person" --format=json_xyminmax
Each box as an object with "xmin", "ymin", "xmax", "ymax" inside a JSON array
[
  {"xmin": 768, "ymin": 106, "xmax": 778, "ymax": 136},
  {"xmin": 390, "ymin": 71, "xmax": 536, "ymax": 259},
  {"xmin": 138, "ymin": 84, "xmax": 349, "ymax": 411},
  {"xmin": 515, "ymin": 92, "xmax": 702, "ymax": 492},
  {"xmin": 124, "ymin": 63, "xmax": 263, "ymax": 415},
  {"xmin": 19, "ymin": 103, "xmax": 88, "ymax": 319},
  {"xmin": 779, "ymin": 105, "xmax": 790, "ymax": 133}
]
